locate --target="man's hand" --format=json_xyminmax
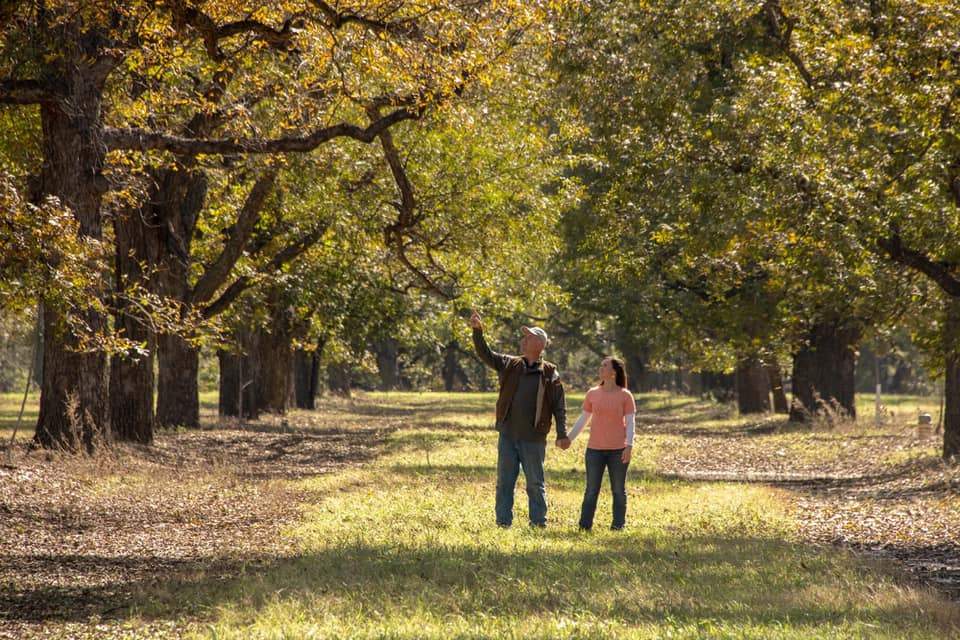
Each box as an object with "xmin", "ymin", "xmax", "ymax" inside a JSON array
[
  {"xmin": 621, "ymin": 446, "xmax": 632, "ymax": 464},
  {"xmin": 556, "ymin": 437, "xmax": 571, "ymax": 450},
  {"xmin": 469, "ymin": 309, "xmax": 483, "ymax": 331}
]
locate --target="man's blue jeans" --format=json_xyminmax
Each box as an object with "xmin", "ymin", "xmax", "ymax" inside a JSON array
[
  {"xmin": 496, "ymin": 433, "xmax": 547, "ymax": 526},
  {"xmin": 579, "ymin": 447, "xmax": 629, "ymax": 530}
]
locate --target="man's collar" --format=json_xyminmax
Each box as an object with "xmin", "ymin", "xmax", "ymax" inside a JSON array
[{"xmin": 522, "ymin": 356, "xmax": 543, "ymax": 369}]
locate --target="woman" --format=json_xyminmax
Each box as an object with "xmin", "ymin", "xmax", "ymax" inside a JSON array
[{"xmin": 567, "ymin": 356, "xmax": 637, "ymax": 531}]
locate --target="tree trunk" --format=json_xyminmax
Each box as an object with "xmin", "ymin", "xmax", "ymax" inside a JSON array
[
  {"xmin": 614, "ymin": 323, "xmax": 650, "ymax": 393},
  {"xmin": 766, "ymin": 363, "xmax": 789, "ymax": 414},
  {"xmin": 256, "ymin": 325, "xmax": 293, "ymax": 414},
  {"xmin": 156, "ymin": 333, "xmax": 200, "ymax": 428},
  {"xmin": 109, "ymin": 331, "xmax": 154, "ymax": 444},
  {"xmin": 944, "ymin": 355, "xmax": 960, "ymax": 459},
  {"xmin": 374, "ymin": 339, "xmax": 400, "ymax": 391},
  {"xmin": 109, "ymin": 206, "xmax": 160, "ymax": 444},
  {"xmin": 327, "ymin": 362, "xmax": 352, "ymax": 396},
  {"xmin": 735, "ymin": 355, "xmax": 771, "ymax": 414},
  {"xmin": 152, "ymin": 166, "xmax": 208, "ymax": 429},
  {"xmin": 442, "ymin": 342, "xmax": 457, "ymax": 391},
  {"xmin": 943, "ymin": 300, "xmax": 960, "ymax": 459},
  {"xmin": 34, "ymin": 67, "xmax": 110, "ymax": 451},
  {"xmin": 442, "ymin": 341, "xmax": 471, "ymax": 391},
  {"xmin": 700, "ymin": 371, "xmax": 735, "ymax": 402},
  {"xmin": 218, "ymin": 342, "xmax": 259, "ymax": 420},
  {"xmin": 293, "ymin": 347, "xmax": 321, "ymax": 410},
  {"xmin": 789, "ymin": 321, "xmax": 861, "ymax": 422}
]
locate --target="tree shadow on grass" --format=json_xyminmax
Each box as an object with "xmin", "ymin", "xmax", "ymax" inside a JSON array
[{"xmin": 5, "ymin": 532, "xmax": 953, "ymax": 635}]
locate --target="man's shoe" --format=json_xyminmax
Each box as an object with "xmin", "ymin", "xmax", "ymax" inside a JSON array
[
  {"xmin": 529, "ymin": 522, "xmax": 546, "ymax": 529},
  {"xmin": 496, "ymin": 522, "xmax": 512, "ymax": 529}
]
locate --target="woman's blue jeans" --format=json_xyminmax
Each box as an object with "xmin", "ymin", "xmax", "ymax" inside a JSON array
[{"xmin": 578, "ymin": 447, "xmax": 629, "ymax": 530}]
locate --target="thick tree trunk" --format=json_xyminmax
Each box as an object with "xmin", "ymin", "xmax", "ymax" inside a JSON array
[
  {"xmin": 34, "ymin": 67, "xmax": 111, "ymax": 451},
  {"xmin": 945, "ymin": 356, "xmax": 960, "ymax": 459},
  {"xmin": 156, "ymin": 333, "xmax": 200, "ymax": 428},
  {"xmin": 36, "ymin": 308, "xmax": 109, "ymax": 451},
  {"xmin": 766, "ymin": 363, "xmax": 789, "ymax": 414},
  {"xmin": 109, "ymin": 206, "xmax": 160, "ymax": 444},
  {"xmin": 943, "ymin": 300, "xmax": 960, "ymax": 459},
  {"xmin": 789, "ymin": 321, "xmax": 861, "ymax": 422},
  {"xmin": 152, "ymin": 167, "xmax": 208, "ymax": 429},
  {"xmin": 374, "ymin": 339, "xmax": 400, "ymax": 391},
  {"xmin": 256, "ymin": 326, "xmax": 293, "ymax": 414},
  {"xmin": 735, "ymin": 355, "xmax": 771, "ymax": 414},
  {"xmin": 293, "ymin": 348, "xmax": 321, "ymax": 410}
]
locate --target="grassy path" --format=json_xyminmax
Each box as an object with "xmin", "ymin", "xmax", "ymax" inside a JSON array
[
  {"xmin": 152, "ymin": 393, "xmax": 955, "ymax": 639},
  {"xmin": 2, "ymin": 391, "xmax": 958, "ymax": 638}
]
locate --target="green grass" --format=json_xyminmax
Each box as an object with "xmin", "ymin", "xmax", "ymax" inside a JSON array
[
  {"xmin": 106, "ymin": 391, "xmax": 957, "ymax": 639},
  {"xmin": 0, "ymin": 387, "xmax": 38, "ymax": 442}
]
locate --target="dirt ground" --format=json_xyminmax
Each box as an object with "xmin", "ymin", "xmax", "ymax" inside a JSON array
[
  {"xmin": 644, "ymin": 401, "xmax": 960, "ymax": 596},
  {"xmin": 0, "ymin": 418, "xmax": 394, "ymax": 639}
]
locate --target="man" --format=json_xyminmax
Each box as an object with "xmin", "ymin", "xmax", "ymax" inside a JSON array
[{"xmin": 469, "ymin": 309, "xmax": 569, "ymax": 528}]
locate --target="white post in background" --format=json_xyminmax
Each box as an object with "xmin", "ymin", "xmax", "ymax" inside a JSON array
[{"xmin": 875, "ymin": 351, "xmax": 882, "ymax": 426}]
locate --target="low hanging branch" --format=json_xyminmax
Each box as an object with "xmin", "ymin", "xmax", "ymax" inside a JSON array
[
  {"xmin": 165, "ymin": 0, "xmax": 300, "ymax": 61},
  {"xmin": 877, "ymin": 234, "xmax": 960, "ymax": 297},
  {"xmin": 369, "ymin": 105, "xmax": 459, "ymax": 300},
  {"xmin": 307, "ymin": 0, "xmax": 423, "ymax": 39},
  {"xmin": 103, "ymin": 106, "xmax": 421, "ymax": 155}
]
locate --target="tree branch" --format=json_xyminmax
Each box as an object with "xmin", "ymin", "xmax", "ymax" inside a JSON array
[
  {"xmin": 189, "ymin": 169, "xmax": 278, "ymax": 305},
  {"xmin": 306, "ymin": 0, "xmax": 422, "ymax": 38},
  {"xmin": 0, "ymin": 78, "xmax": 53, "ymax": 104},
  {"xmin": 103, "ymin": 106, "xmax": 419, "ymax": 155},
  {"xmin": 201, "ymin": 222, "xmax": 329, "ymax": 319},
  {"xmin": 763, "ymin": 0, "xmax": 816, "ymax": 90},
  {"xmin": 370, "ymin": 106, "xmax": 459, "ymax": 300},
  {"xmin": 165, "ymin": 1, "xmax": 298, "ymax": 61},
  {"xmin": 877, "ymin": 234, "xmax": 960, "ymax": 297}
]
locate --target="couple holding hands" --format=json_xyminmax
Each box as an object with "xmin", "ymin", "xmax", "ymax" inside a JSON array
[{"xmin": 469, "ymin": 310, "xmax": 636, "ymax": 531}]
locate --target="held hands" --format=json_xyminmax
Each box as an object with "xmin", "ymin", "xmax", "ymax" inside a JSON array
[
  {"xmin": 621, "ymin": 446, "xmax": 632, "ymax": 464},
  {"xmin": 555, "ymin": 437, "xmax": 571, "ymax": 450},
  {"xmin": 469, "ymin": 308, "xmax": 483, "ymax": 331}
]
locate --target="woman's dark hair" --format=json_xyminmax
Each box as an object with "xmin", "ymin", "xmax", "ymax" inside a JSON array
[{"xmin": 603, "ymin": 356, "xmax": 628, "ymax": 388}]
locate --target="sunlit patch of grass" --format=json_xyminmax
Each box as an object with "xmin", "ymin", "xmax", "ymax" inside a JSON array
[
  {"xmin": 879, "ymin": 445, "xmax": 942, "ymax": 467},
  {"xmin": 855, "ymin": 394, "xmax": 942, "ymax": 428},
  {"xmin": 0, "ymin": 389, "xmax": 38, "ymax": 442}
]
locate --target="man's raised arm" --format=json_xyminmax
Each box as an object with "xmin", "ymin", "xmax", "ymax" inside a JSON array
[{"xmin": 470, "ymin": 310, "xmax": 508, "ymax": 373}]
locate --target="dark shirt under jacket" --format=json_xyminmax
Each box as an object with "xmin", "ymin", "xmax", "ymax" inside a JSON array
[{"xmin": 472, "ymin": 328, "xmax": 567, "ymax": 442}]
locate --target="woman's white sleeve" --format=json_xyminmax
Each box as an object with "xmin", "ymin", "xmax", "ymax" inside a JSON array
[
  {"xmin": 568, "ymin": 411, "xmax": 590, "ymax": 441},
  {"xmin": 626, "ymin": 413, "xmax": 636, "ymax": 447}
]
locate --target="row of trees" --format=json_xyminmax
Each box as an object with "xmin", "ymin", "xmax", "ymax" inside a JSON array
[
  {"xmin": 1, "ymin": 1, "xmax": 572, "ymax": 449},
  {"xmin": 550, "ymin": 0, "xmax": 960, "ymax": 455},
  {"xmin": 3, "ymin": 1, "xmax": 959, "ymax": 459}
]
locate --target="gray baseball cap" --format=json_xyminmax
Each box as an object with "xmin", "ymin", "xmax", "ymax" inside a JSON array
[{"xmin": 521, "ymin": 326, "xmax": 549, "ymax": 344}]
